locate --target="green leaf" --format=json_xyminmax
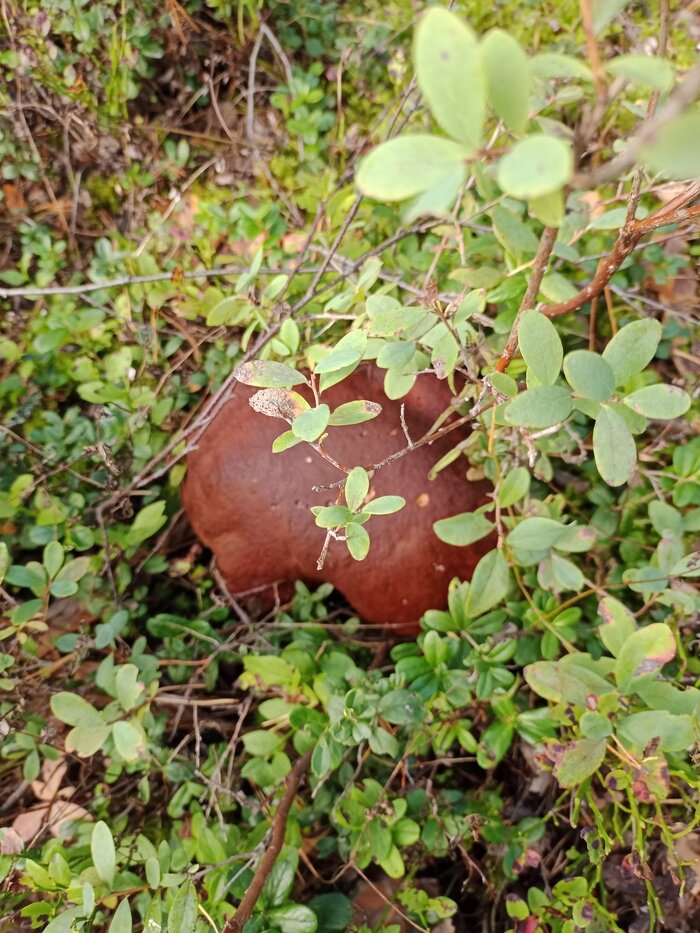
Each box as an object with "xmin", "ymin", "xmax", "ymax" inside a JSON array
[
  {"xmin": 580, "ymin": 711, "xmax": 613, "ymax": 739},
  {"xmin": 314, "ymin": 331, "xmax": 367, "ymax": 374},
  {"xmin": 0, "ymin": 542, "xmax": 8, "ymax": 585},
  {"xmin": 504, "ymin": 386, "xmax": 573, "ymax": 429},
  {"xmin": 145, "ymin": 857, "xmax": 161, "ymax": 889},
  {"xmin": 167, "ymin": 880, "xmax": 198, "ymax": 933},
  {"xmin": 615, "ymin": 623, "xmax": 676, "ymax": 689},
  {"xmin": 617, "ymin": 710, "xmax": 694, "ymax": 754},
  {"xmin": 328, "ymin": 400, "xmax": 382, "ymax": 426},
  {"xmin": 464, "ymin": 549, "xmax": 510, "ymax": 618},
  {"xmin": 206, "ymin": 296, "xmax": 246, "ymax": 326},
  {"xmin": 384, "ymin": 368, "xmax": 417, "ymax": 400},
  {"xmin": 52, "ymin": 693, "xmax": 110, "ymax": 757},
  {"xmin": 312, "ymin": 505, "xmax": 352, "ymax": 528},
  {"xmin": 634, "ymin": 679, "xmax": 700, "ymax": 716},
  {"xmin": 671, "ymin": 552, "xmax": 700, "ymax": 578},
  {"xmin": 531, "ymin": 53, "xmax": 593, "ymax": 81},
  {"xmin": 554, "ymin": 737, "xmax": 607, "ymax": 787},
  {"xmin": 491, "ymin": 206, "xmax": 540, "ymax": 257},
  {"xmin": 126, "ymin": 501, "xmax": 168, "ymax": 547},
  {"xmin": 361, "ymin": 496, "xmax": 405, "ymax": 515},
  {"xmin": 115, "ymin": 664, "xmax": 143, "ymax": 711},
  {"xmin": 518, "ymin": 311, "xmax": 563, "ymax": 385},
  {"xmin": 43, "ymin": 909, "xmax": 85, "ymax": 933},
  {"xmin": 413, "ymin": 7, "xmax": 484, "ymax": 148},
  {"xmin": 507, "ymin": 517, "xmax": 567, "ymax": 550},
  {"xmin": 539, "ymin": 272, "xmax": 579, "ymax": 304},
  {"xmin": 234, "ymin": 360, "xmax": 307, "ymax": 388},
  {"xmin": 308, "ymin": 894, "xmax": 353, "ymax": 933},
  {"xmin": 263, "ymin": 852, "xmax": 297, "ymax": 908},
  {"xmin": 346, "ymin": 523, "xmax": 370, "ymax": 561},
  {"xmin": 642, "ymin": 110, "xmax": 700, "ymax": 179},
  {"xmin": 356, "ymin": 135, "xmax": 469, "ymax": 202},
  {"xmin": 593, "ymin": 406, "xmax": 637, "ymax": 487},
  {"xmin": 497, "ymin": 136, "xmax": 573, "ymax": 198},
  {"xmin": 345, "ymin": 467, "xmax": 370, "ymax": 512},
  {"xmin": 623, "ymin": 384, "xmax": 690, "ymax": 420},
  {"xmin": 538, "ymin": 552, "xmax": 584, "ymax": 592},
  {"xmin": 267, "ymin": 904, "xmax": 318, "ymax": 933},
  {"xmin": 55, "ymin": 556, "xmax": 91, "ymax": 583},
  {"xmin": 376, "ymin": 341, "xmax": 416, "ymax": 370},
  {"xmin": 273, "ymin": 431, "xmax": 305, "ymax": 453},
  {"xmin": 242, "ymin": 730, "xmax": 283, "ymax": 757},
  {"xmin": 292, "ymin": 405, "xmax": 330, "ymax": 442},
  {"xmin": 392, "ymin": 817, "xmax": 421, "ymax": 846},
  {"xmin": 592, "ymin": 0, "xmax": 629, "ymax": 32},
  {"xmin": 92, "ymin": 821, "xmax": 116, "ymax": 886},
  {"xmin": 433, "ymin": 511, "xmax": 494, "ymax": 546},
  {"xmin": 112, "ymin": 721, "xmax": 145, "ymax": 762},
  {"xmin": 5, "ymin": 563, "xmax": 47, "ymax": 591},
  {"xmin": 608, "ymin": 54, "xmax": 674, "ymax": 91},
  {"xmin": 108, "ymin": 898, "xmax": 132, "ymax": 933},
  {"xmin": 51, "ymin": 692, "xmax": 100, "ymax": 726},
  {"xmin": 649, "ymin": 501, "xmax": 683, "ymax": 537},
  {"xmin": 50, "ymin": 580, "xmax": 79, "ymax": 598},
  {"xmin": 563, "ymin": 350, "xmax": 615, "ymax": 401},
  {"xmin": 378, "ymin": 689, "xmax": 424, "ymax": 725},
  {"xmin": 598, "ymin": 597, "xmax": 637, "ymax": 657},
  {"xmin": 480, "ymin": 29, "xmax": 531, "ymax": 135},
  {"xmin": 524, "ymin": 661, "xmax": 613, "ymax": 705},
  {"xmin": 529, "ymin": 190, "xmax": 565, "ymax": 227},
  {"xmin": 601, "ymin": 319, "xmax": 661, "ymax": 386},
  {"xmin": 43, "ymin": 541, "xmax": 64, "ymax": 579},
  {"xmin": 498, "ymin": 467, "xmax": 530, "ymax": 508}
]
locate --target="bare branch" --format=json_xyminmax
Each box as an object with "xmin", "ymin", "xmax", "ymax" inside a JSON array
[
  {"xmin": 494, "ymin": 226, "xmax": 558, "ymax": 373},
  {"xmin": 221, "ymin": 751, "xmax": 312, "ymax": 933}
]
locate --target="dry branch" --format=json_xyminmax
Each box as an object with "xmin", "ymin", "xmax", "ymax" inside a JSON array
[{"xmin": 221, "ymin": 750, "xmax": 312, "ymax": 933}]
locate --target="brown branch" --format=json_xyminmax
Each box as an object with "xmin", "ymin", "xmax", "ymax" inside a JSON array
[
  {"xmin": 221, "ymin": 751, "xmax": 312, "ymax": 933},
  {"xmin": 494, "ymin": 226, "xmax": 558, "ymax": 372},
  {"xmin": 579, "ymin": 0, "xmax": 606, "ymax": 103},
  {"xmin": 541, "ymin": 181, "xmax": 700, "ymax": 318}
]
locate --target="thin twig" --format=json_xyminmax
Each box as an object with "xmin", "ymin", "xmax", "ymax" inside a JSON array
[
  {"xmin": 0, "ymin": 264, "xmax": 318, "ymax": 298},
  {"xmin": 494, "ymin": 226, "xmax": 558, "ymax": 372},
  {"xmin": 221, "ymin": 751, "xmax": 312, "ymax": 933},
  {"xmin": 571, "ymin": 62, "xmax": 700, "ymax": 188}
]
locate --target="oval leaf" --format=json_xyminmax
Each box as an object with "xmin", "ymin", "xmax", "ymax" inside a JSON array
[
  {"xmin": 518, "ymin": 311, "xmax": 563, "ymax": 385},
  {"xmin": 234, "ymin": 360, "xmax": 307, "ymax": 388},
  {"xmin": 356, "ymin": 135, "xmax": 469, "ymax": 202},
  {"xmin": 554, "ymin": 737, "xmax": 607, "ymax": 787},
  {"xmin": 615, "ymin": 623, "xmax": 676, "ymax": 689},
  {"xmin": 504, "ymin": 385, "xmax": 573, "ymax": 429},
  {"xmin": 291, "ymin": 405, "xmax": 330, "ymax": 442},
  {"xmin": 464, "ymin": 549, "xmax": 510, "ymax": 618},
  {"xmin": 601, "ymin": 318, "xmax": 661, "ymax": 386},
  {"xmin": 433, "ymin": 511, "xmax": 494, "ymax": 547},
  {"xmin": 413, "ymin": 8, "xmax": 484, "ymax": 148},
  {"xmin": 623, "ymin": 384, "xmax": 690, "ymax": 420},
  {"xmin": 563, "ymin": 350, "xmax": 615, "ymax": 401},
  {"xmin": 481, "ymin": 29, "xmax": 531, "ymax": 134},
  {"xmin": 92, "ymin": 821, "xmax": 116, "ymax": 886},
  {"xmin": 345, "ymin": 467, "xmax": 370, "ymax": 512},
  {"xmin": 497, "ymin": 135, "xmax": 573, "ymax": 198},
  {"xmin": 593, "ymin": 406, "xmax": 637, "ymax": 487}
]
